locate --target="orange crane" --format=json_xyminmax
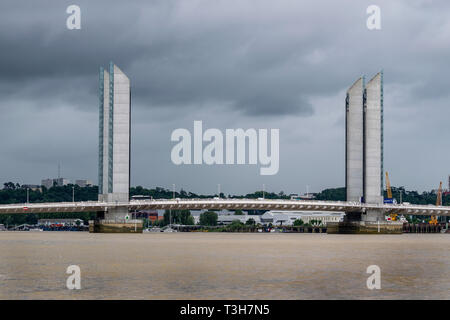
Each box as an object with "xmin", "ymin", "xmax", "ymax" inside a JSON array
[
  {"xmin": 385, "ymin": 172, "xmax": 397, "ymax": 221},
  {"xmin": 386, "ymin": 172, "xmax": 393, "ymax": 200},
  {"xmin": 429, "ymin": 182, "xmax": 442, "ymax": 225}
]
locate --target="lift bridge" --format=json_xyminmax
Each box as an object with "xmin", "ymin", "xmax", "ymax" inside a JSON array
[{"xmin": 1, "ymin": 66, "xmax": 448, "ymax": 231}]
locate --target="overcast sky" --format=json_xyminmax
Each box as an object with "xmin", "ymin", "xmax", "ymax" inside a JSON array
[{"xmin": 0, "ymin": 0, "xmax": 449, "ymax": 195}]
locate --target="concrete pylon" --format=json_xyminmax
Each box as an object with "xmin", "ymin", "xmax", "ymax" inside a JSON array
[
  {"xmin": 331, "ymin": 71, "xmax": 401, "ymax": 233},
  {"xmin": 363, "ymin": 72, "xmax": 384, "ymax": 204},
  {"xmin": 361, "ymin": 72, "xmax": 384, "ymax": 222},
  {"xmin": 98, "ymin": 62, "xmax": 131, "ymax": 208},
  {"xmin": 345, "ymin": 77, "xmax": 364, "ymax": 204},
  {"xmin": 92, "ymin": 63, "xmax": 141, "ymax": 233}
]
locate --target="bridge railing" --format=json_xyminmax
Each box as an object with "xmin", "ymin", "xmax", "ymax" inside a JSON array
[
  {"xmin": 129, "ymin": 198, "xmax": 357, "ymax": 204},
  {"xmin": 94, "ymin": 219, "xmax": 142, "ymax": 224}
]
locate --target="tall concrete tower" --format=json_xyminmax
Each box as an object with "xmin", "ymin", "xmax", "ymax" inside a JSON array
[
  {"xmin": 345, "ymin": 72, "xmax": 384, "ymax": 221},
  {"xmin": 363, "ymin": 72, "xmax": 383, "ymax": 205},
  {"xmin": 333, "ymin": 71, "xmax": 401, "ymax": 232},
  {"xmin": 98, "ymin": 62, "xmax": 131, "ymax": 219},
  {"xmin": 345, "ymin": 77, "xmax": 364, "ymax": 203}
]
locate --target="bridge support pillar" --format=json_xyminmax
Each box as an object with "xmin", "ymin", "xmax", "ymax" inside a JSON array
[
  {"xmin": 328, "ymin": 209, "xmax": 403, "ymax": 234},
  {"xmin": 89, "ymin": 207, "xmax": 143, "ymax": 233},
  {"xmin": 343, "ymin": 212, "xmax": 362, "ymax": 222},
  {"xmin": 361, "ymin": 209, "xmax": 385, "ymax": 223},
  {"xmin": 105, "ymin": 207, "xmax": 129, "ymax": 220}
]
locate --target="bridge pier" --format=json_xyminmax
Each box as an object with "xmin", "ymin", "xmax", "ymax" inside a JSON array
[
  {"xmin": 334, "ymin": 72, "xmax": 404, "ymax": 234},
  {"xmin": 89, "ymin": 219, "xmax": 143, "ymax": 233},
  {"xmin": 90, "ymin": 207, "xmax": 143, "ymax": 233},
  {"xmin": 361, "ymin": 209, "xmax": 385, "ymax": 223},
  {"xmin": 343, "ymin": 212, "xmax": 362, "ymax": 222},
  {"xmin": 328, "ymin": 209, "xmax": 402, "ymax": 234}
]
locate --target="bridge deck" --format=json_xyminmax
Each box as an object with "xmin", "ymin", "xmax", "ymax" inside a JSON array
[{"xmin": 0, "ymin": 199, "xmax": 448, "ymax": 216}]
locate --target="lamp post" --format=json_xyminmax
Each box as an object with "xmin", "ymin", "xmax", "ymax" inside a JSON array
[
  {"xmin": 72, "ymin": 186, "xmax": 75, "ymax": 202},
  {"xmin": 26, "ymin": 188, "xmax": 29, "ymax": 204},
  {"xmin": 170, "ymin": 184, "xmax": 175, "ymax": 228},
  {"xmin": 218, "ymin": 184, "xmax": 221, "ymax": 198},
  {"xmin": 263, "ymin": 184, "xmax": 265, "ymax": 199}
]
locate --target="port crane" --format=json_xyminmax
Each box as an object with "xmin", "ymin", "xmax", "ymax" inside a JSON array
[
  {"xmin": 385, "ymin": 172, "xmax": 393, "ymax": 201},
  {"xmin": 429, "ymin": 182, "xmax": 442, "ymax": 226},
  {"xmin": 384, "ymin": 172, "xmax": 398, "ymax": 221}
]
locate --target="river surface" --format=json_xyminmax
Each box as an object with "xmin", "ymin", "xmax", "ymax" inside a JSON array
[{"xmin": 0, "ymin": 232, "xmax": 448, "ymax": 299}]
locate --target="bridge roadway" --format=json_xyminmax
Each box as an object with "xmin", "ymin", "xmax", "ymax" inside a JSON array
[{"xmin": 0, "ymin": 199, "xmax": 449, "ymax": 216}]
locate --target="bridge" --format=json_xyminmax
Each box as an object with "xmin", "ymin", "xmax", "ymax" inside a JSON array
[
  {"xmin": 1, "ymin": 198, "xmax": 449, "ymax": 216},
  {"xmin": 2, "ymin": 66, "xmax": 448, "ymax": 233}
]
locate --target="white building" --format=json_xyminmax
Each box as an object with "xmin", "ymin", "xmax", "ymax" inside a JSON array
[
  {"xmin": 38, "ymin": 219, "xmax": 84, "ymax": 227},
  {"xmin": 260, "ymin": 211, "xmax": 344, "ymax": 226},
  {"xmin": 193, "ymin": 215, "xmax": 200, "ymax": 225},
  {"xmin": 75, "ymin": 179, "xmax": 93, "ymax": 187},
  {"xmin": 41, "ymin": 178, "xmax": 70, "ymax": 189},
  {"xmin": 217, "ymin": 215, "xmax": 261, "ymax": 225}
]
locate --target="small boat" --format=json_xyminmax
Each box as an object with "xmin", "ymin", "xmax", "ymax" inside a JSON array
[
  {"xmin": 144, "ymin": 227, "xmax": 161, "ymax": 233},
  {"xmin": 28, "ymin": 228, "xmax": 43, "ymax": 232}
]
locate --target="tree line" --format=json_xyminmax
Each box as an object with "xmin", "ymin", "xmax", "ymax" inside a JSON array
[{"xmin": 314, "ymin": 186, "xmax": 449, "ymax": 206}]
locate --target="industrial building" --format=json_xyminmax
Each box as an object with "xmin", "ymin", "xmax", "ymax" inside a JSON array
[
  {"xmin": 22, "ymin": 184, "xmax": 42, "ymax": 192},
  {"xmin": 261, "ymin": 211, "xmax": 344, "ymax": 226},
  {"xmin": 38, "ymin": 218, "xmax": 85, "ymax": 227},
  {"xmin": 41, "ymin": 178, "xmax": 70, "ymax": 189},
  {"xmin": 75, "ymin": 179, "xmax": 93, "ymax": 187},
  {"xmin": 217, "ymin": 215, "xmax": 261, "ymax": 225}
]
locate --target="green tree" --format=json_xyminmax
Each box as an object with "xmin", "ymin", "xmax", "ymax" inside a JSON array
[
  {"xmin": 309, "ymin": 219, "xmax": 322, "ymax": 226},
  {"xmin": 315, "ymin": 188, "xmax": 346, "ymax": 201},
  {"xmin": 185, "ymin": 215, "xmax": 195, "ymax": 225},
  {"xmin": 163, "ymin": 209, "xmax": 193, "ymax": 225},
  {"xmin": 245, "ymin": 218, "xmax": 255, "ymax": 225},
  {"xmin": 3, "ymin": 182, "xmax": 16, "ymax": 190},
  {"xmin": 293, "ymin": 219, "xmax": 304, "ymax": 226},
  {"xmin": 228, "ymin": 220, "xmax": 245, "ymax": 231},
  {"xmin": 234, "ymin": 209, "xmax": 244, "ymax": 215},
  {"xmin": 199, "ymin": 211, "xmax": 218, "ymax": 226}
]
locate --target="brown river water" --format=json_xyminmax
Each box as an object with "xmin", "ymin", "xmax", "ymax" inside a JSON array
[{"xmin": 0, "ymin": 232, "xmax": 448, "ymax": 299}]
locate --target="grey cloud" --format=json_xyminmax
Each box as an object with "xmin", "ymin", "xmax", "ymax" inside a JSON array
[{"xmin": 0, "ymin": 0, "xmax": 449, "ymax": 193}]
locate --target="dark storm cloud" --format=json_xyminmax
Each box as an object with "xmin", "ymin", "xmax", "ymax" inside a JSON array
[
  {"xmin": 0, "ymin": 0, "xmax": 369, "ymax": 115},
  {"xmin": 2, "ymin": 0, "xmax": 449, "ymax": 113},
  {"xmin": 235, "ymin": 95, "xmax": 313, "ymax": 117},
  {"xmin": 0, "ymin": 0, "xmax": 450, "ymax": 193}
]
